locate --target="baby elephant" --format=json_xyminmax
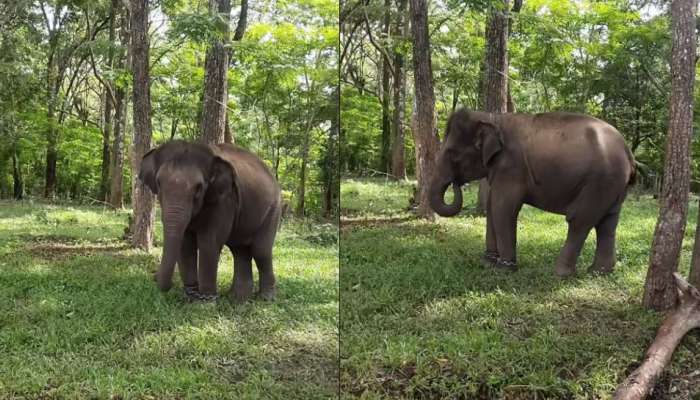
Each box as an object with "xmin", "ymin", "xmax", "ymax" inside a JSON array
[{"xmin": 139, "ymin": 140, "xmax": 282, "ymax": 302}]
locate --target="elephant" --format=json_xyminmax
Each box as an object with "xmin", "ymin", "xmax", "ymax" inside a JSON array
[
  {"xmin": 139, "ymin": 140, "xmax": 282, "ymax": 302},
  {"xmin": 429, "ymin": 109, "xmax": 636, "ymax": 277}
]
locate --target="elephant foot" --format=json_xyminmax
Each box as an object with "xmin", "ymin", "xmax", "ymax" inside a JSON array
[
  {"xmin": 588, "ymin": 262, "xmax": 614, "ymax": 276},
  {"xmin": 257, "ymin": 286, "xmax": 277, "ymax": 301},
  {"xmin": 481, "ymin": 250, "xmax": 499, "ymax": 268},
  {"xmin": 184, "ymin": 284, "xmax": 199, "ymax": 299},
  {"xmin": 230, "ymin": 283, "xmax": 254, "ymax": 304},
  {"xmin": 493, "ymin": 258, "xmax": 517, "ymax": 272},
  {"xmin": 554, "ymin": 263, "xmax": 576, "ymax": 278},
  {"xmin": 184, "ymin": 285, "xmax": 218, "ymax": 302}
]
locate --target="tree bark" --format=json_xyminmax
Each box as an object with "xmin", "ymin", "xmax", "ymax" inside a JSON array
[
  {"xmin": 380, "ymin": 0, "xmax": 392, "ymax": 173},
  {"xmin": 109, "ymin": 84, "xmax": 126, "ymax": 208},
  {"xmin": 12, "ymin": 148, "xmax": 23, "ymax": 200},
  {"xmin": 410, "ymin": 0, "xmax": 439, "ymax": 220},
  {"xmin": 614, "ymin": 273, "xmax": 700, "ymax": 399},
  {"xmin": 45, "ymin": 57, "xmax": 59, "ymax": 199},
  {"xmin": 391, "ymin": 0, "xmax": 407, "ymax": 180},
  {"xmin": 476, "ymin": 0, "xmax": 510, "ymax": 215},
  {"xmin": 129, "ymin": 0, "xmax": 155, "ymax": 250},
  {"xmin": 323, "ymin": 88, "xmax": 340, "ymax": 219},
  {"xmin": 99, "ymin": 1, "xmax": 117, "ymax": 202},
  {"xmin": 109, "ymin": 1, "xmax": 128, "ymax": 209},
  {"xmin": 643, "ymin": 0, "xmax": 697, "ymax": 311},
  {"xmin": 200, "ymin": 0, "xmax": 231, "ymax": 144},
  {"xmin": 295, "ymin": 132, "xmax": 310, "ymax": 217},
  {"xmin": 224, "ymin": 112, "xmax": 233, "ymax": 143},
  {"xmin": 101, "ymin": 91, "xmax": 113, "ymax": 201}
]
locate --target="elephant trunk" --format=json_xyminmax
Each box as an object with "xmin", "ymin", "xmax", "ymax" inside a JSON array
[
  {"xmin": 156, "ymin": 199, "xmax": 191, "ymax": 291},
  {"xmin": 429, "ymin": 179, "xmax": 463, "ymax": 217}
]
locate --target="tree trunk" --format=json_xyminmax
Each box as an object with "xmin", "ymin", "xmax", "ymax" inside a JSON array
[
  {"xmin": 380, "ymin": 0, "xmax": 392, "ymax": 173},
  {"xmin": 295, "ymin": 132, "xmax": 311, "ymax": 217},
  {"xmin": 476, "ymin": 0, "xmax": 510, "ymax": 215},
  {"xmin": 100, "ymin": 1, "xmax": 117, "ymax": 202},
  {"xmin": 410, "ymin": 0, "xmax": 439, "ymax": 220},
  {"xmin": 200, "ymin": 0, "xmax": 231, "ymax": 144},
  {"xmin": 130, "ymin": 0, "xmax": 155, "ymax": 250},
  {"xmin": 109, "ymin": 86, "xmax": 126, "ymax": 208},
  {"xmin": 109, "ymin": 2, "xmax": 128, "ymax": 209},
  {"xmin": 643, "ymin": 0, "xmax": 696, "ymax": 311},
  {"xmin": 101, "ymin": 91, "xmax": 113, "ymax": 201},
  {"xmin": 45, "ymin": 62, "xmax": 59, "ymax": 199},
  {"xmin": 12, "ymin": 149, "xmax": 23, "ymax": 200},
  {"xmin": 224, "ymin": 113, "xmax": 233, "ymax": 144},
  {"xmin": 391, "ymin": 0, "xmax": 407, "ymax": 180},
  {"xmin": 323, "ymin": 88, "xmax": 340, "ymax": 219}
]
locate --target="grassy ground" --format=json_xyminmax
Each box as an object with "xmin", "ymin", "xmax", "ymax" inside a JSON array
[
  {"xmin": 0, "ymin": 201, "xmax": 338, "ymax": 399},
  {"xmin": 340, "ymin": 178, "xmax": 700, "ymax": 400}
]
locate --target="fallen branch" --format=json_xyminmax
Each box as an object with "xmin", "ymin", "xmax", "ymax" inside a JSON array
[{"xmin": 614, "ymin": 272, "xmax": 700, "ymax": 400}]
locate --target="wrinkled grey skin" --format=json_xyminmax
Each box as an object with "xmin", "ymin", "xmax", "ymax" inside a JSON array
[
  {"xmin": 139, "ymin": 140, "xmax": 282, "ymax": 302},
  {"xmin": 430, "ymin": 109, "xmax": 636, "ymax": 277}
]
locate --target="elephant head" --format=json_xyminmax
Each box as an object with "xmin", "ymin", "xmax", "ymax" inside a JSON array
[
  {"xmin": 430, "ymin": 110, "xmax": 504, "ymax": 217},
  {"xmin": 138, "ymin": 141, "xmax": 236, "ymax": 291}
]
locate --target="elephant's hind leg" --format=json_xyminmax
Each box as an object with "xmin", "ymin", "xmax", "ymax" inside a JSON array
[
  {"xmin": 229, "ymin": 245, "xmax": 254, "ymax": 303},
  {"xmin": 554, "ymin": 223, "xmax": 592, "ymax": 278},
  {"xmin": 252, "ymin": 208, "xmax": 280, "ymax": 301},
  {"xmin": 589, "ymin": 211, "xmax": 620, "ymax": 275},
  {"xmin": 555, "ymin": 185, "xmax": 606, "ymax": 277},
  {"xmin": 253, "ymin": 251, "xmax": 276, "ymax": 301}
]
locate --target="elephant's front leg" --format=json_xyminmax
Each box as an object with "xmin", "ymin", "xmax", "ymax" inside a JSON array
[
  {"xmin": 490, "ymin": 190, "xmax": 523, "ymax": 272},
  {"xmin": 179, "ymin": 230, "xmax": 199, "ymax": 299},
  {"xmin": 230, "ymin": 246, "xmax": 254, "ymax": 303},
  {"xmin": 196, "ymin": 233, "xmax": 223, "ymax": 301},
  {"xmin": 481, "ymin": 204, "xmax": 499, "ymax": 267}
]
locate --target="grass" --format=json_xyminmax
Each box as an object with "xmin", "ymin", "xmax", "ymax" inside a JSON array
[
  {"xmin": 340, "ymin": 178, "xmax": 700, "ymax": 399},
  {"xmin": 0, "ymin": 200, "xmax": 338, "ymax": 399}
]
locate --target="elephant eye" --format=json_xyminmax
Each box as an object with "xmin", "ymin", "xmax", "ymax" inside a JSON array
[{"xmin": 194, "ymin": 183, "xmax": 204, "ymax": 197}]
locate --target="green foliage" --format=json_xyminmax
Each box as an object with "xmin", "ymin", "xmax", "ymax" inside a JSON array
[
  {"xmin": 341, "ymin": 0, "xmax": 682, "ymax": 187},
  {"xmin": 0, "ymin": 0, "xmax": 339, "ymax": 218},
  {"xmin": 0, "ymin": 201, "xmax": 338, "ymax": 398},
  {"xmin": 340, "ymin": 178, "xmax": 700, "ymax": 398}
]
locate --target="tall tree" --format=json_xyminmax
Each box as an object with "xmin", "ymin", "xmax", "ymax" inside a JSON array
[
  {"xmin": 643, "ymin": 0, "xmax": 696, "ymax": 311},
  {"xmin": 322, "ymin": 87, "xmax": 340, "ymax": 218},
  {"xmin": 200, "ymin": 0, "xmax": 231, "ymax": 144},
  {"xmin": 477, "ymin": 0, "xmax": 510, "ymax": 215},
  {"xmin": 410, "ymin": 0, "xmax": 439, "ymax": 219},
  {"xmin": 99, "ymin": 1, "xmax": 117, "ymax": 202},
  {"xmin": 41, "ymin": 1, "xmax": 67, "ymax": 199},
  {"xmin": 380, "ymin": 0, "xmax": 392, "ymax": 173},
  {"xmin": 130, "ymin": 0, "xmax": 155, "ymax": 250},
  {"xmin": 391, "ymin": 0, "xmax": 407, "ymax": 180},
  {"xmin": 109, "ymin": 0, "xmax": 128, "ymax": 208}
]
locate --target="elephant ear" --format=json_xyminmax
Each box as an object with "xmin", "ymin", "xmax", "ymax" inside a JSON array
[
  {"xmin": 475, "ymin": 121, "xmax": 503, "ymax": 167},
  {"xmin": 139, "ymin": 148, "xmax": 159, "ymax": 194},
  {"xmin": 205, "ymin": 156, "xmax": 236, "ymax": 204}
]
